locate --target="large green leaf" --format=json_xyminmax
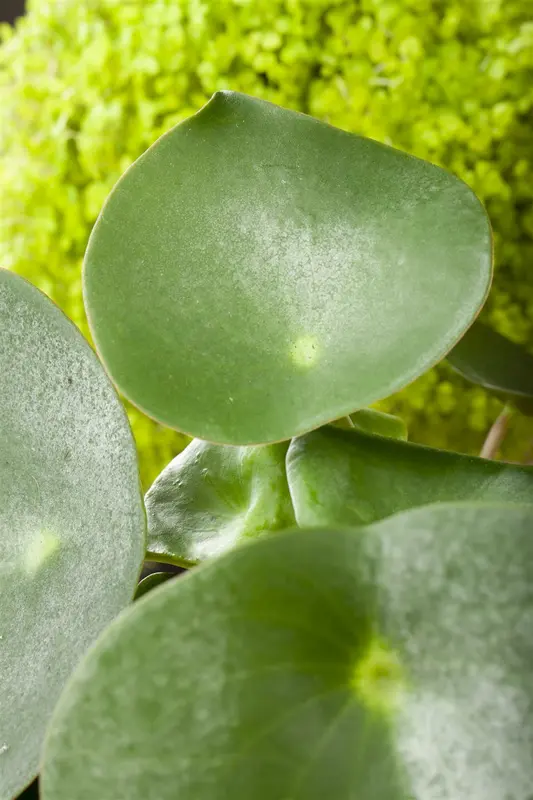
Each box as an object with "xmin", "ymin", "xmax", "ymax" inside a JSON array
[
  {"xmin": 42, "ymin": 504, "xmax": 533, "ymax": 799},
  {"xmin": 84, "ymin": 91, "xmax": 491, "ymax": 445},
  {"xmin": 287, "ymin": 425, "xmax": 533, "ymax": 527},
  {"xmin": 145, "ymin": 439, "xmax": 294, "ymax": 567},
  {"xmin": 447, "ymin": 319, "xmax": 533, "ymax": 414},
  {"xmin": 0, "ymin": 270, "xmax": 145, "ymax": 799}
]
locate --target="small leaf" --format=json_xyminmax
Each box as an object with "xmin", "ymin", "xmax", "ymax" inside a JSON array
[
  {"xmin": 447, "ymin": 319, "xmax": 533, "ymax": 414},
  {"xmin": 350, "ymin": 408, "xmax": 407, "ymax": 440},
  {"xmin": 134, "ymin": 572, "xmax": 174, "ymax": 600},
  {"xmin": 0, "ymin": 270, "xmax": 145, "ymax": 799},
  {"xmin": 84, "ymin": 91, "xmax": 491, "ymax": 444},
  {"xmin": 42, "ymin": 504, "xmax": 533, "ymax": 799},
  {"xmin": 287, "ymin": 425, "xmax": 533, "ymax": 527},
  {"xmin": 145, "ymin": 439, "xmax": 295, "ymax": 566}
]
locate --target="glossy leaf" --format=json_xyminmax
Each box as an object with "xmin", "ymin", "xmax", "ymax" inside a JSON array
[
  {"xmin": 42, "ymin": 504, "xmax": 533, "ymax": 799},
  {"xmin": 134, "ymin": 572, "xmax": 174, "ymax": 600},
  {"xmin": 84, "ymin": 91, "xmax": 491, "ymax": 445},
  {"xmin": 287, "ymin": 425, "xmax": 533, "ymax": 527},
  {"xmin": 145, "ymin": 439, "xmax": 294, "ymax": 567},
  {"xmin": 447, "ymin": 319, "xmax": 533, "ymax": 414},
  {"xmin": 0, "ymin": 270, "xmax": 145, "ymax": 799}
]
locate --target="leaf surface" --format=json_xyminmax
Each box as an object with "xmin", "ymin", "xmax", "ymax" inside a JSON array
[
  {"xmin": 84, "ymin": 91, "xmax": 491, "ymax": 444},
  {"xmin": 287, "ymin": 424, "xmax": 533, "ymax": 526},
  {"xmin": 448, "ymin": 319, "xmax": 533, "ymax": 414},
  {"xmin": 42, "ymin": 504, "xmax": 533, "ymax": 800},
  {"xmin": 0, "ymin": 270, "xmax": 145, "ymax": 799},
  {"xmin": 145, "ymin": 439, "xmax": 294, "ymax": 566}
]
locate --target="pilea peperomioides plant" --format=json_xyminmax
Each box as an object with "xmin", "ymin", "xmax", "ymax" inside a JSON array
[{"xmin": 3, "ymin": 92, "xmax": 533, "ymax": 800}]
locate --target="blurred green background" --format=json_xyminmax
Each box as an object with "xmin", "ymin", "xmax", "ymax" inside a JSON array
[{"xmin": 1, "ymin": 0, "xmax": 532, "ymax": 488}]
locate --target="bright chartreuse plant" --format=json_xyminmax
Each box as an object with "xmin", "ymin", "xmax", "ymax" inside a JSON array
[{"xmin": 3, "ymin": 92, "xmax": 533, "ymax": 799}]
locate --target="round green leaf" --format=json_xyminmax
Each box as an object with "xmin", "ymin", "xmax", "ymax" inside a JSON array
[
  {"xmin": 144, "ymin": 439, "xmax": 295, "ymax": 567},
  {"xmin": 134, "ymin": 572, "xmax": 174, "ymax": 600},
  {"xmin": 42, "ymin": 504, "xmax": 533, "ymax": 799},
  {"xmin": 447, "ymin": 319, "xmax": 533, "ymax": 414},
  {"xmin": 287, "ymin": 425, "xmax": 533, "ymax": 527},
  {"xmin": 0, "ymin": 270, "xmax": 145, "ymax": 799},
  {"xmin": 84, "ymin": 91, "xmax": 492, "ymax": 445}
]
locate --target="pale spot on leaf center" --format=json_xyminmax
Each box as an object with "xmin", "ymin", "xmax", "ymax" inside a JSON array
[
  {"xmin": 24, "ymin": 530, "xmax": 60, "ymax": 575},
  {"xmin": 351, "ymin": 639, "xmax": 406, "ymax": 714},
  {"xmin": 289, "ymin": 335, "xmax": 319, "ymax": 369}
]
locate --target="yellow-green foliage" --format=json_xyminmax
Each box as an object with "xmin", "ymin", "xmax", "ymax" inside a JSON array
[{"xmin": 1, "ymin": 0, "xmax": 533, "ymax": 481}]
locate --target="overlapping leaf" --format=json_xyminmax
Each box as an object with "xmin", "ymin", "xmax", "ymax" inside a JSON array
[
  {"xmin": 134, "ymin": 572, "xmax": 174, "ymax": 601},
  {"xmin": 345, "ymin": 409, "xmax": 407, "ymax": 439},
  {"xmin": 145, "ymin": 439, "xmax": 294, "ymax": 566},
  {"xmin": 0, "ymin": 270, "xmax": 145, "ymax": 799},
  {"xmin": 84, "ymin": 91, "xmax": 491, "ymax": 444},
  {"xmin": 287, "ymin": 425, "xmax": 533, "ymax": 527},
  {"xmin": 448, "ymin": 319, "xmax": 533, "ymax": 414},
  {"xmin": 42, "ymin": 504, "xmax": 533, "ymax": 800}
]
